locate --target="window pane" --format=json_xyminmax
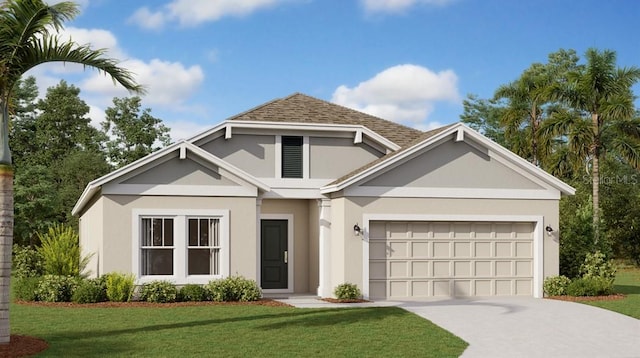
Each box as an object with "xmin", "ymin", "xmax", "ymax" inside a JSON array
[
  {"xmin": 188, "ymin": 219, "xmax": 198, "ymax": 246},
  {"xmin": 213, "ymin": 248, "xmax": 219, "ymax": 275},
  {"xmin": 141, "ymin": 249, "xmax": 173, "ymax": 275},
  {"xmin": 200, "ymin": 219, "xmax": 210, "ymax": 246},
  {"xmin": 164, "ymin": 219, "xmax": 174, "ymax": 246},
  {"xmin": 141, "ymin": 218, "xmax": 152, "ymax": 246},
  {"xmin": 212, "ymin": 219, "xmax": 219, "ymax": 247},
  {"xmin": 152, "ymin": 218, "xmax": 163, "ymax": 246},
  {"xmin": 188, "ymin": 249, "xmax": 211, "ymax": 275}
]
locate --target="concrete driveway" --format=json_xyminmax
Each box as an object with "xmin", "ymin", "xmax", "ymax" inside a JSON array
[{"xmin": 399, "ymin": 297, "xmax": 640, "ymax": 358}]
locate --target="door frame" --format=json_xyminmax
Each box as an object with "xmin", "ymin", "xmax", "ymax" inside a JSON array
[{"xmin": 258, "ymin": 214, "xmax": 294, "ymax": 293}]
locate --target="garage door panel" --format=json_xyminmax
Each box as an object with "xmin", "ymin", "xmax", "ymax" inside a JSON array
[{"xmin": 369, "ymin": 220, "xmax": 534, "ymax": 299}]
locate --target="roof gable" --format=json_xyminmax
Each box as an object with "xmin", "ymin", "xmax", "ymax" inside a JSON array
[
  {"xmin": 322, "ymin": 123, "xmax": 575, "ymax": 197},
  {"xmin": 72, "ymin": 141, "xmax": 270, "ymax": 215}
]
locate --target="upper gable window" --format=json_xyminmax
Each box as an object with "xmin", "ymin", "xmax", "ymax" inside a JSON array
[{"xmin": 281, "ymin": 136, "xmax": 303, "ymax": 178}]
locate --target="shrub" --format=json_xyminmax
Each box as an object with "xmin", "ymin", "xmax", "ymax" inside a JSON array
[
  {"xmin": 140, "ymin": 280, "xmax": 178, "ymax": 303},
  {"xmin": 334, "ymin": 283, "xmax": 362, "ymax": 300},
  {"xmin": 104, "ymin": 272, "xmax": 135, "ymax": 302},
  {"xmin": 12, "ymin": 245, "xmax": 43, "ymax": 278},
  {"xmin": 579, "ymin": 251, "xmax": 616, "ymax": 282},
  {"xmin": 37, "ymin": 224, "xmax": 92, "ymax": 277},
  {"xmin": 72, "ymin": 278, "xmax": 107, "ymax": 303},
  {"xmin": 566, "ymin": 277, "xmax": 614, "ymax": 297},
  {"xmin": 35, "ymin": 275, "xmax": 79, "ymax": 302},
  {"xmin": 207, "ymin": 276, "xmax": 261, "ymax": 302},
  {"xmin": 13, "ymin": 276, "xmax": 42, "ymax": 301},
  {"xmin": 543, "ymin": 275, "xmax": 571, "ymax": 296},
  {"xmin": 178, "ymin": 284, "xmax": 210, "ymax": 302}
]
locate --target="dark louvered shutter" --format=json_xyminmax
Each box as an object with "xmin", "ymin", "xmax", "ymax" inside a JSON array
[{"xmin": 282, "ymin": 136, "xmax": 303, "ymax": 178}]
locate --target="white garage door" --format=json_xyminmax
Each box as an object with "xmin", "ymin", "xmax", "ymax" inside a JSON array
[{"xmin": 368, "ymin": 221, "xmax": 534, "ymax": 299}]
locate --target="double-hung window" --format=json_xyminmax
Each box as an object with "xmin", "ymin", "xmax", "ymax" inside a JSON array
[
  {"xmin": 140, "ymin": 217, "xmax": 174, "ymax": 275},
  {"xmin": 134, "ymin": 209, "xmax": 229, "ymax": 284},
  {"xmin": 188, "ymin": 218, "xmax": 221, "ymax": 275}
]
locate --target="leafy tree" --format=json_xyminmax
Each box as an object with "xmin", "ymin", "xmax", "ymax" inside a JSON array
[
  {"xmin": 460, "ymin": 94, "xmax": 507, "ymax": 145},
  {"xmin": 102, "ymin": 96, "xmax": 171, "ymax": 168},
  {"xmin": 542, "ymin": 48, "xmax": 640, "ymax": 242},
  {"xmin": 8, "ymin": 76, "xmax": 39, "ymax": 169},
  {"xmin": 14, "ymin": 165, "xmax": 60, "ymax": 246},
  {"xmin": 0, "ymin": 0, "xmax": 142, "ymax": 344}
]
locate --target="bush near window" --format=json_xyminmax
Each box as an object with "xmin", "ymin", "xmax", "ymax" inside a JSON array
[
  {"xmin": 543, "ymin": 275, "xmax": 571, "ymax": 296},
  {"xmin": 37, "ymin": 224, "xmax": 92, "ymax": 277},
  {"xmin": 35, "ymin": 275, "xmax": 80, "ymax": 302},
  {"xmin": 566, "ymin": 276, "xmax": 614, "ymax": 297},
  {"xmin": 12, "ymin": 244, "xmax": 43, "ymax": 278},
  {"xmin": 140, "ymin": 280, "xmax": 178, "ymax": 303},
  {"xmin": 72, "ymin": 278, "xmax": 107, "ymax": 304},
  {"xmin": 208, "ymin": 276, "xmax": 261, "ymax": 302},
  {"xmin": 334, "ymin": 283, "xmax": 362, "ymax": 300},
  {"xmin": 13, "ymin": 276, "xmax": 42, "ymax": 301},
  {"xmin": 580, "ymin": 251, "xmax": 617, "ymax": 282},
  {"xmin": 178, "ymin": 284, "xmax": 211, "ymax": 302},
  {"xmin": 104, "ymin": 272, "xmax": 135, "ymax": 302}
]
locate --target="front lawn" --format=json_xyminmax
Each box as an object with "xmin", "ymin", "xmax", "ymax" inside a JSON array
[
  {"xmin": 10, "ymin": 302, "xmax": 468, "ymax": 357},
  {"xmin": 583, "ymin": 267, "xmax": 640, "ymax": 319}
]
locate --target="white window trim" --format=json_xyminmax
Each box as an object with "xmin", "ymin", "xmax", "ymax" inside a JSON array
[
  {"xmin": 360, "ymin": 214, "xmax": 544, "ymax": 299},
  {"xmin": 132, "ymin": 209, "xmax": 230, "ymax": 285},
  {"xmin": 258, "ymin": 214, "xmax": 294, "ymax": 294}
]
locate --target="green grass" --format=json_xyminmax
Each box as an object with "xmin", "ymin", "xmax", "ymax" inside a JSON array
[
  {"xmin": 11, "ymin": 303, "xmax": 468, "ymax": 357},
  {"xmin": 583, "ymin": 267, "xmax": 640, "ymax": 319}
]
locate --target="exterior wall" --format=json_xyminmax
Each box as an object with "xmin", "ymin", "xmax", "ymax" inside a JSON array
[
  {"xmin": 201, "ymin": 134, "xmax": 276, "ymax": 178},
  {"xmin": 307, "ymin": 200, "xmax": 320, "ymax": 292},
  {"xmin": 362, "ymin": 140, "xmax": 543, "ymax": 189},
  {"xmin": 79, "ymin": 195, "xmax": 105, "ymax": 278},
  {"xmin": 260, "ymin": 199, "xmax": 311, "ymax": 293},
  {"xmin": 329, "ymin": 196, "xmax": 560, "ymax": 294},
  {"xmin": 122, "ymin": 157, "xmax": 237, "ymax": 186},
  {"xmin": 309, "ymin": 137, "xmax": 383, "ymax": 179},
  {"xmin": 101, "ymin": 195, "xmax": 257, "ymax": 281}
]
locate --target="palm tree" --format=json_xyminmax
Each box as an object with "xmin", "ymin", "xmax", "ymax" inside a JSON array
[
  {"xmin": 0, "ymin": 0, "xmax": 143, "ymax": 344},
  {"xmin": 543, "ymin": 48, "xmax": 640, "ymax": 243}
]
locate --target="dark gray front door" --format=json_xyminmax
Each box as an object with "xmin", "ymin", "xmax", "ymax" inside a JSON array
[{"xmin": 261, "ymin": 220, "xmax": 288, "ymax": 289}]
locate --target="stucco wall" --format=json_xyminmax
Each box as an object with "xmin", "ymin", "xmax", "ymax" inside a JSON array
[
  {"xmin": 329, "ymin": 197, "xmax": 560, "ymax": 293},
  {"xmin": 79, "ymin": 195, "xmax": 104, "ymax": 278},
  {"xmin": 309, "ymin": 137, "xmax": 383, "ymax": 179},
  {"xmin": 201, "ymin": 134, "xmax": 276, "ymax": 178},
  {"xmin": 122, "ymin": 156, "xmax": 237, "ymax": 186},
  {"xmin": 100, "ymin": 195, "xmax": 258, "ymax": 281}
]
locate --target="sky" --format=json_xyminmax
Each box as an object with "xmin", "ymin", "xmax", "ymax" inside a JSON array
[{"xmin": 28, "ymin": 0, "xmax": 640, "ymax": 141}]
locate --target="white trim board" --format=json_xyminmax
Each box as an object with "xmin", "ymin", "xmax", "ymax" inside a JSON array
[{"xmin": 360, "ymin": 214, "xmax": 545, "ymax": 299}]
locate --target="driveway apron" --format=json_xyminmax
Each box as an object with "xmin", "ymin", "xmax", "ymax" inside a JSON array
[{"xmin": 399, "ymin": 297, "xmax": 640, "ymax": 358}]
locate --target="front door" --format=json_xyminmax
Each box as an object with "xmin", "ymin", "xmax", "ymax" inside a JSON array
[{"xmin": 261, "ymin": 220, "xmax": 288, "ymax": 289}]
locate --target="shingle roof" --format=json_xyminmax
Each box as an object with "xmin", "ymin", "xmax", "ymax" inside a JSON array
[
  {"xmin": 329, "ymin": 123, "xmax": 457, "ymax": 186},
  {"xmin": 228, "ymin": 93, "xmax": 423, "ymax": 147}
]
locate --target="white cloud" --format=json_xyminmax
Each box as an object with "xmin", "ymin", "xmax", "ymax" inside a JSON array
[
  {"xmin": 165, "ymin": 120, "xmax": 212, "ymax": 142},
  {"xmin": 361, "ymin": 0, "xmax": 454, "ymax": 13},
  {"xmin": 331, "ymin": 64, "xmax": 460, "ymax": 126},
  {"xmin": 130, "ymin": 0, "xmax": 284, "ymax": 29}
]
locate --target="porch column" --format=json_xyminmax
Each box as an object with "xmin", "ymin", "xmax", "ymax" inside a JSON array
[
  {"xmin": 256, "ymin": 198, "xmax": 262, "ymax": 285},
  {"xmin": 317, "ymin": 198, "xmax": 332, "ymax": 297}
]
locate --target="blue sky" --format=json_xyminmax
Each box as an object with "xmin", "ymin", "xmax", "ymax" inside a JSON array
[{"xmin": 30, "ymin": 0, "xmax": 640, "ymax": 140}]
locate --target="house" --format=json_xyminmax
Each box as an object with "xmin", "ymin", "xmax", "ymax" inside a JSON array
[{"xmin": 72, "ymin": 93, "xmax": 575, "ymax": 299}]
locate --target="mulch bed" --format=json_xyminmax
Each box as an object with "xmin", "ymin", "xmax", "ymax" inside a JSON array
[
  {"xmin": 546, "ymin": 294, "xmax": 626, "ymax": 302},
  {"xmin": 320, "ymin": 298, "xmax": 370, "ymax": 303},
  {"xmin": 6, "ymin": 298, "xmax": 290, "ymax": 357}
]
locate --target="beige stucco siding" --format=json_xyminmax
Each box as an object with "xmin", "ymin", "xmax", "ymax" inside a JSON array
[
  {"xmin": 362, "ymin": 140, "xmax": 543, "ymax": 189},
  {"xmin": 260, "ymin": 199, "xmax": 311, "ymax": 293},
  {"xmin": 309, "ymin": 137, "xmax": 383, "ymax": 179},
  {"xmin": 329, "ymin": 197, "xmax": 559, "ymax": 293},
  {"xmin": 100, "ymin": 195, "xmax": 257, "ymax": 280},
  {"xmin": 79, "ymin": 195, "xmax": 104, "ymax": 278},
  {"xmin": 121, "ymin": 157, "xmax": 237, "ymax": 186},
  {"xmin": 307, "ymin": 200, "xmax": 320, "ymax": 292},
  {"xmin": 201, "ymin": 134, "xmax": 275, "ymax": 178}
]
